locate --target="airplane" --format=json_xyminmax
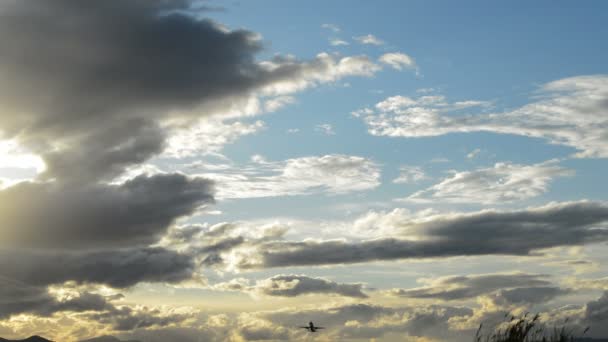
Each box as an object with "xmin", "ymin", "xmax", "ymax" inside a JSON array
[{"xmin": 299, "ymin": 321, "xmax": 325, "ymax": 332}]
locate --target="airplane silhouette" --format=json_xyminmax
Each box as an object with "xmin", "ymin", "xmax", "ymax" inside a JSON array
[{"xmin": 299, "ymin": 321, "xmax": 325, "ymax": 332}]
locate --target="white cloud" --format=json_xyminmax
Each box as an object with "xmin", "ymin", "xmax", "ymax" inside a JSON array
[
  {"xmin": 393, "ymin": 166, "xmax": 428, "ymax": 184},
  {"xmin": 321, "ymin": 23, "xmax": 341, "ymax": 32},
  {"xmin": 191, "ymin": 154, "xmax": 381, "ymax": 199},
  {"xmin": 357, "ymin": 75, "xmax": 608, "ymax": 158},
  {"xmin": 259, "ymin": 53, "xmax": 381, "ymax": 96},
  {"xmin": 354, "ymin": 34, "xmax": 384, "ymax": 45},
  {"xmin": 379, "ymin": 52, "xmax": 416, "ymax": 71},
  {"xmin": 164, "ymin": 119, "xmax": 265, "ymax": 158},
  {"xmin": 263, "ymin": 96, "xmax": 295, "ymax": 112},
  {"xmin": 315, "ymin": 123, "xmax": 336, "ymax": 135},
  {"xmin": 329, "ymin": 38, "xmax": 349, "ymax": 46},
  {"xmin": 405, "ymin": 160, "xmax": 573, "ymax": 204},
  {"xmin": 466, "ymin": 148, "xmax": 481, "ymax": 159},
  {"xmin": 416, "ymin": 87, "xmax": 437, "ymax": 94}
]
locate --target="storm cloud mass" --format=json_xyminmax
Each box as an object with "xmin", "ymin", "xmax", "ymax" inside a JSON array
[
  {"xmin": 0, "ymin": 0, "xmax": 379, "ymax": 183},
  {"xmin": 0, "ymin": 0, "xmax": 266, "ymax": 182},
  {"xmin": 0, "ymin": 247, "xmax": 196, "ymax": 289},
  {"xmin": 0, "ymin": 173, "xmax": 213, "ymax": 249}
]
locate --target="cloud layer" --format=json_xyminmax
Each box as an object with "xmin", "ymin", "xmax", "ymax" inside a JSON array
[
  {"xmin": 405, "ymin": 160, "xmax": 572, "ymax": 204},
  {"xmin": 0, "ymin": 174, "xmax": 213, "ymax": 249},
  {"xmin": 213, "ymin": 274, "xmax": 367, "ymax": 298},
  {"xmin": 229, "ymin": 201, "xmax": 608, "ymax": 269},
  {"xmin": 357, "ymin": 75, "xmax": 608, "ymax": 158}
]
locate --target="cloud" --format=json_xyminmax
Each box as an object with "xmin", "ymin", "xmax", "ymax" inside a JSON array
[
  {"xmin": 0, "ymin": 247, "xmax": 197, "ymax": 289},
  {"xmin": 315, "ymin": 123, "xmax": 336, "ymax": 135},
  {"xmin": 4, "ymin": 293, "xmax": 605, "ymax": 342},
  {"xmin": 229, "ymin": 201, "xmax": 608, "ymax": 269},
  {"xmin": 0, "ymin": 277, "xmax": 116, "ymax": 320},
  {"xmin": 213, "ymin": 274, "xmax": 367, "ymax": 298},
  {"xmin": 86, "ymin": 305, "xmax": 192, "ymax": 331},
  {"xmin": 164, "ymin": 119, "xmax": 265, "ymax": 158},
  {"xmin": 161, "ymin": 221, "xmax": 289, "ymax": 270},
  {"xmin": 192, "ymin": 154, "xmax": 381, "ymax": 199},
  {"xmin": 0, "ymin": 0, "xmax": 259, "ymax": 182},
  {"xmin": 354, "ymin": 34, "xmax": 385, "ymax": 45},
  {"xmin": 238, "ymin": 319, "xmax": 289, "ymax": 341},
  {"xmin": 387, "ymin": 273, "xmax": 559, "ymax": 301},
  {"xmin": 357, "ymin": 75, "xmax": 608, "ymax": 158},
  {"xmin": 404, "ymin": 160, "xmax": 573, "ymax": 204},
  {"xmin": 330, "ymin": 38, "xmax": 349, "ymax": 46},
  {"xmin": 257, "ymin": 52, "xmax": 381, "ymax": 95},
  {"xmin": 467, "ymin": 148, "xmax": 482, "ymax": 159},
  {"xmin": 569, "ymin": 277, "xmax": 608, "ymax": 290},
  {"xmin": 490, "ymin": 286, "xmax": 569, "ymax": 305},
  {"xmin": 393, "ymin": 166, "xmax": 428, "ymax": 184},
  {"xmin": 101, "ymin": 303, "xmax": 474, "ymax": 342},
  {"xmin": 0, "ymin": 1, "xmax": 391, "ymax": 305},
  {"xmin": 0, "ymin": 173, "xmax": 214, "ymax": 249},
  {"xmin": 263, "ymin": 95, "xmax": 296, "ymax": 112},
  {"xmin": 321, "ymin": 23, "xmax": 341, "ymax": 32},
  {"xmin": 0, "ymin": 0, "xmax": 384, "ymax": 184},
  {"xmin": 584, "ymin": 291, "xmax": 608, "ymax": 326},
  {"xmin": 379, "ymin": 52, "xmax": 416, "ymax": 71},
  {"xmin": 260, "ymin": 302, "xmax": 473, "ymax": 341}
]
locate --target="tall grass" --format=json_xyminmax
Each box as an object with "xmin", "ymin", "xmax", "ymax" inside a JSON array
[{"xmin": 474, "ymin": 313, "xmax": 590, "ymax": 342}]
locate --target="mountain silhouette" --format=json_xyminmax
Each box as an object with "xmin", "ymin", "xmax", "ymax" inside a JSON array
[{"xmin": 0, "ymin": 336, "xmax": 53, "ymax": 342}]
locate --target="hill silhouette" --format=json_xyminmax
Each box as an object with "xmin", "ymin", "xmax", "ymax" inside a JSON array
[{"xmin": 0, "ymin": 336, "xmax": 53, "ymax": 342}]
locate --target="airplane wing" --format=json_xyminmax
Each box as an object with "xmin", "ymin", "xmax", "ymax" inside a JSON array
[
  {"xmin": 315, "ymin": 327, "xmax": 325, "ymax": 329},
  {"xmin": 298, "ymin": 326, "xmax": 310, "ymax": 329}
]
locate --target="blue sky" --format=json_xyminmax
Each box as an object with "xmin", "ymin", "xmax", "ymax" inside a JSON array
[
  {"xmin": 0, "ymin": 1, "xmax": 608, "ymax": 341},
  {"xmin": 192, "ymin": 0, "xmax": 608, "ymax": 221}
]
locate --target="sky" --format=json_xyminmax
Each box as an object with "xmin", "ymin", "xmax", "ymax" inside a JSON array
[{"xmin": 0, "ymin": 1, "xmax": 607, "ymax": 341}]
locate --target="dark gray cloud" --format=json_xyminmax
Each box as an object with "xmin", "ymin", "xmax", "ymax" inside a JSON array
[
  {"xmin": 585, "ymin": 291, "xmax": 608, "ymax": 323},
  {"xmin": 87, "ymin": 306, "xmax": 191, "ymax": 331},
  {"xmin": 235, "ymin": 201, "xmax": 608, "ymax": 268},
  {"xmin": 492, "ymin": 286, "xmax": 569, "ymax": 305},
  {"xmin": 256, "ymin": 274, "xmax": 367, "ymax": 298},
  {"xmin": 0, "ymin": 247, "xmax": 195, "ymax": 288},
  {"xmin": 213, "ymin": 274, "xmax": 368, "ymax": 298},
  {"xmin": 0, "ymin": 173, "xmax": 213, "ymax": 249},
  {"xmin": 0, "ymin": 0, "xmax": 379, "ymax": 183},
  {"xmin": 0, "ymin": 277, "xmax": 117, "ymax": 319},
  {"xmin": 0, "ymin": 275, "xmax": 193, "ymax": 331},
  {"xmin": 162, "ymin": 222, "xmax": 288, "ymax": 268},
  {"xmin": 0, "ymin": 0, "xmax": 262, "ymax": 182},
  {"xmin": 388, "ymin": 273, "xmax": 555, "ymax": 301}
]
